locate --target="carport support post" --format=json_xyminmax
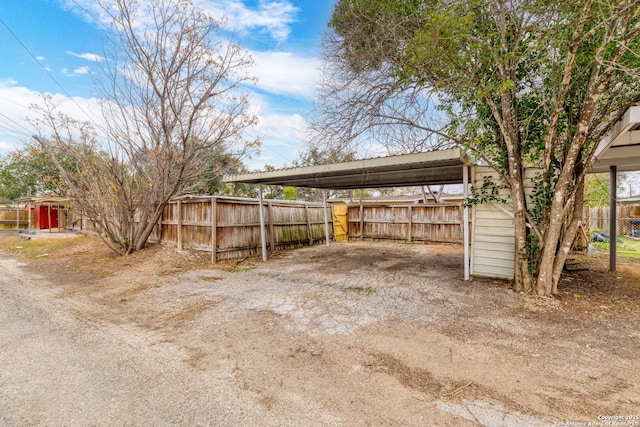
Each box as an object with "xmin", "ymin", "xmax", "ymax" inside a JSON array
[
  {"xmin": 610, "ymin": 165, "xmax": 617, "ymax": 271},
  {"xmin": 258, "ymin": 184, "xmax": 268, "ymax": 262},
  {"xmin": 323, "ymin": 190, "xmax": 330, "ymax": 246},
  {"xmin": 463, "ymin": 165, "xmax": 470, "ymax": 281}
]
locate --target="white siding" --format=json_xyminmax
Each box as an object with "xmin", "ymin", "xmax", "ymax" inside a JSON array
[{"xmin": 470, "ymin": 166, "xmax": 540, "ymax": 280}]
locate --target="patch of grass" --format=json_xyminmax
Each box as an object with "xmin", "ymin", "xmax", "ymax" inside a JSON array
[
  {"xmin": 0, "ymin": 235, "xmax": 82, "ymax": 259},
  {"xmin": 200, "ymin": 275, "xmax": 223, "ymax": 282},
  {"xmin": 592, "ymin": 237, "xmax": 640, "ymax": 260}
]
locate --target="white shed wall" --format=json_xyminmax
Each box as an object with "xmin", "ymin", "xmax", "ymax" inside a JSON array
[{"xmin": 470, "ymin": 166, "xmax": 539, "ymax": 280}]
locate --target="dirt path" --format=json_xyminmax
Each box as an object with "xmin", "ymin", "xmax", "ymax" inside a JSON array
[{"xmin": 1, "ymin": 234, "xmax": 639, "ymax": 426}]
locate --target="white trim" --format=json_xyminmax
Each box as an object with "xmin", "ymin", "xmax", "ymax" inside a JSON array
[{"xmin": 463, "ymin": 165, "xmax": 470, "ymax": 281}]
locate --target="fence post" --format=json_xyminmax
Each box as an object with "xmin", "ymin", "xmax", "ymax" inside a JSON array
[
  {"xmin": 177, "ymin": 199, "xmax": 183, "ymax": 250},
  {"xmin": 211, "ymin": 197, "xmax": 217, "ymax": 264},
  {"xmin": 267, "ymin": 201, "xmax": 275, "ymax": 252},
  {"xmin": 359, "ymin": 203, "xmax": 364, "ymax": 239},
  {"xmin": 305, "ymin": 203, "xmax": 313, "ymax": 246},
  {"xmin": 407, "ymin": 205, "xmax": 413, "ymax": 242}
]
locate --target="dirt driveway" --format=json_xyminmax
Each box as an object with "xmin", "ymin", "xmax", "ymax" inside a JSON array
[{"xmin": 1, "ymin": 233, "xmax": 639, "ymax": 426}]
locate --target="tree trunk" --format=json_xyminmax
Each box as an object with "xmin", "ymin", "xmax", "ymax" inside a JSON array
[
  {"xmin": 134, "ymin": 207, "xmax": 165, "ymax": 251},
  {"xmin": 510, "ymin": 176, "xmax": 532, "ymax": 292}
]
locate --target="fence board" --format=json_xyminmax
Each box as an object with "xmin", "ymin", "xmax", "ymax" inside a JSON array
[
  {"xmin": 0, "ymin": 208, "xmax": 31, "ymax": 230},
  {"xmin": 158, "ymin": 197, "xmax": 330, "ymax": 261},
  {"xmin": 346, "ymin": 203, "xmax": 465, "ymax": 243}
]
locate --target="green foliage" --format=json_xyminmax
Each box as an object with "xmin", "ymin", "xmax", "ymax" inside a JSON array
[
  {"xmin": 189, "ymin": 151, "xmax": 244, "ymax": 195},
  {"xmin": 583, "ymin": 173, "xmax": 628, "ymax": 208},
  {"xmin": 526, "ymin": 232, "xmax": 541, "ymax": 276},
  {"xmin": 528, "ymin": 171, "xmax": 557, "ymax": 226},
  {"xmin": 462, "ymin": 175, "xmax": 507, "ymax": 208},
  {"xmin": 0, "ymin": 144, "xmax": 64, "ymax": 202},
  {"xmin": 282, "ymin": 186, "xmax": 298, "ymax": 200}
]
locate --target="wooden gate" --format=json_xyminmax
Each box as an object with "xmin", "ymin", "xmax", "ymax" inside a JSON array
[{"xmin": 333, "ymin": 204, "xmax": 348, "ymax": 242}]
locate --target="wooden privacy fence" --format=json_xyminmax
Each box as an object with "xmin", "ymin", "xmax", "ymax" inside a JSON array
[
  {"xmin": 0, "ymin": 207, "xmax": 30, "ymax": 230},
  {"xmin": 159, "ymin": 196, "xmax": 330, "ymax": 262},
  {"xmin": 65, "ymin": 197, "xmax": 468, "ymax": 262},
  {"xmin": 346, "ymin": 203, "xmax": 465, "ymax": 243},
  {"xmin": 588, "ymin": 205, "xmax": 640, "ymax": 236}
]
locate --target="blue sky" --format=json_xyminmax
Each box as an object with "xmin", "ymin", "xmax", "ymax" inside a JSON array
[{"xmin": 0, "ymin": 0, "xmax": 336, "ymax": 170}]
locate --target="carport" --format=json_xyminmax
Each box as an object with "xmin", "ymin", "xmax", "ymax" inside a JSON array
[
  {"xmin": 224, "ymin": 147, "xmax": 472, "ymax": 280},
  {"xmin": 591, "ymin": 105, "xmax": 640, "ymax": 271}
]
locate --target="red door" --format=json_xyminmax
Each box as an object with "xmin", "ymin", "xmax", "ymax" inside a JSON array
[{"xmin": 36, "ymin": 206, "xmax": 59, "ymax": 229}]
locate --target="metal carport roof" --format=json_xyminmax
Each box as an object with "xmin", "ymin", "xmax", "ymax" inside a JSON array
[
  {"xmin": 224, "ymin": 147, "xmax": 471, "ymax": 281},
  {"xmin": 223, "ymin": 147, "xmax": 469, "ymax": 189}
]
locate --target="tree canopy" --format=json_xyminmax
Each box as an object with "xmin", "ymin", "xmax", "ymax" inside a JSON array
[
  {"xmin": 0, "ymin": 144, "xmax": 64, "ymax": 203},
  {"xmin": 323, "ymin": 0, "xmax": 640, "ymax": 295}
]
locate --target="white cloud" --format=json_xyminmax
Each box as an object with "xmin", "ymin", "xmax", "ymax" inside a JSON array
[
  {"xmin": 251, "ymin": 51, "xmax": 321, "ymax": 98},
  {"xmin": 74, "ymin": 66, "xmax": 91, "ymax": 75},
  {"xmin": 244, "ymin": 100, "xmax": 309, "ymax": 169},
  {"xmin": 0, "ymin": 85, "xmax": 43, "ymax": 152},
  {"xmin": 63, "ymin": 0, "xmax": 299, "ymax": 43},
  {"xmin": 61, "ymin": 66, "xmax": 92, "ymax": 77},
  {"xmin": 66, "ymin": 50, "xmax": 105, "ymax": 62},
  {"xmin": 35, "ymin": 56, "xmax": 46, "ymax": 62},
  {"xmin": 201, "ymin": 0, "xmax": 299, "ymax": 42},
  {"xmin": 0, "ymin": 83, "xmax": 104, "ymax": 155},
  {"xmin": 0, "ymin": 81, "xmax": 305, "ymax": 170},
  {"xmin": 0, "ymin": 78, "xmax": 19, "ymax": 87}
]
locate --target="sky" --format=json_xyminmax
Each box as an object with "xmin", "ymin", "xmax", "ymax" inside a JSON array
[{"xmin": 0, "ymin": 0, "xmax": 336, "ymax": 170}]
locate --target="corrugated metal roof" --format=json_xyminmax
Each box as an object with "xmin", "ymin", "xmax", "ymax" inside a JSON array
[{"xmin": 224, "ymin": 148, "xmax": 469, "ymax": 189}]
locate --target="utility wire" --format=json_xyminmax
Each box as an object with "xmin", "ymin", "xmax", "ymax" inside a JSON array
[
  {"xmin": 0, "ymin": 16, "xmax": 104, "ymax": 131},
  {"xmin": 0, "ymin": 112, "xmax": 34, "ymax": 135},
  {"xmin": 0, "ymin": 18, "xmax": 75, "ymax": 102}
]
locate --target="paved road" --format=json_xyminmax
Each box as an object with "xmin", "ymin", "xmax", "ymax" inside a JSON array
[{"xmin": 0, "ymin": 256, "xmax": 326, "ymax": 427}]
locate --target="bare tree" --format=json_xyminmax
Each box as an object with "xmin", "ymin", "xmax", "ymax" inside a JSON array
[
  {"xmin": 32, "ymin": 0, "xmax": 257, "ymax": 255},
  {"xmin": 309, "ymin": 19, "xmax": 454, "ymax": 158}
]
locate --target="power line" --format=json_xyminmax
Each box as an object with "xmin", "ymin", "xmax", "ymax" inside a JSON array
[
  {"xmin": 0, "ymin": 16, "xmax": 105, "ymax": 132},
  {"xmin": 0, "ymin": 112, "xmax": 33, "ymax": 135},
  {"xmin": 0, "ymin": 18, "xmax": 75, "ymax": 102}
]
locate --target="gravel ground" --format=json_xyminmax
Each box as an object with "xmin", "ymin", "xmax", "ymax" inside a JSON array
[{"xmin": 1, "ymin": 235, "xmax": 639, "ymax": 426}]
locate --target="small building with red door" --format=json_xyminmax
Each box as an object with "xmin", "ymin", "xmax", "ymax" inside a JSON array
[{"xmin": 16, "ymin": 197, "xmax": 70, "ymax": 232}]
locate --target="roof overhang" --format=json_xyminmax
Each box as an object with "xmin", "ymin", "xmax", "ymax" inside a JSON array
[
  {"xmin": 15, "ymin": 197, "xmax": 70, "ymax": 205},
  {"xmin": 591, "ymin": 106, "xmax": 640, "ymax": 173},
  {"xmin": 224, "ymin": 148, "xmax": 469, "ymax": 190}
]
